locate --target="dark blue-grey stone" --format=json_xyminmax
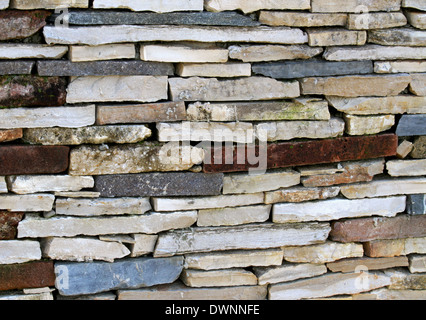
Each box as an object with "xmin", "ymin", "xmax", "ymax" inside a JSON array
[
  {"xmin": 54, "ymin": 256, "xmax": 184, "ymax": 296},
  {"xmin": 48, "ymin": 10, "xmax": 260, "ymax": 26},
  {"xmin": 0, "ymin": 61, "xmax": 34, "ymax": 75},
  {"xmin": 396, "ymin": 115, "xmax": 426, "ymax": 137},
  {"xmin": 94, "ymin": 172, "xmax": 224, "ymax": 197},
  {"xmin": 407, "ymin": 194, "xmax": 426, "ymax": 215},
  {"xmin": 36, "ymin": 60, "xmax": 174, "ymax": 76},
  {"xmin": 252, "ymin": 60, "xmax": 374, "ymax": 79}
]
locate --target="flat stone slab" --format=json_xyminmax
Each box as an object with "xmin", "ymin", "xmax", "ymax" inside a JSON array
[
  {"xmin": 0, "ymin": 61, "xmax": 34, "ymax": 75},
  {"xmin": 205, "ymin": 0, "xmax": 310, "ymax": 13},
  {"xmin": 347, "ymin": 12, "xmax": 407, "ymax": 30},
  {"xmin": 259, "ymin": 11, "xmax": 347, "ymax": 27},
  {"xmin": 254, "ymin": 263, "xmax": 327, "ymax": 285},
  {"xmin": 386, "ymin": 159, "xmax": 426, "ymax": 177},
  {"xmin": 403, "ymin": 0, "xmax": 426, "ymax": 10},
  {"xmin": 69, "ymin": 44, "xmax": 135, "ymax": 62},
  {"xmin": 154, "ymin": 222, "xmax": 331, "ymax": 257},
  {"xmin": 10, "ymin": 0, "xmax": 88, "ymax": 9},
  {"xmin": 48, "ymin": 10, "xmax": 260, "ymax": 26},
  {"xmin": 0, "ymin": 145, "xmax": 69, "ymax": 175},
  {"xmin": 0, "ymin": 194, "xmax": 54, "ymax": 212},
  {"xmin": 93, "ymin": 0, "xmax": 203, "ymax": 12},
  {"xmin": 0, "ymin": 261, "xmax": 55, "ymax": 291},
  {"xmin": 396, "ymin": 115, "xmax": 426, "ymax": 136},
  {"xmin": 265, "ymin": 186, "xmax": 340, "ymax": 204},
  {"xmin": 181, "ymin": 268, "xmax": 258, "ymax": 288},
  {"xmin": 54, "ymin": 256, "xmax": 184, "ymax": 296},
  {"xmin": 344, "ymin": 114, "xmax": 395, "ymax": 136},
  {"xmin": 307, "ymin": 28, "xmax": 366, "ymax": 46},
  {"xmin": 0, "ymin": 44, "xmax": 68, "ymax": 60},
  {"xmin": 364, "ymin": 237, "xmax": 426, "ymax": 257},
  {"xmin": 311, "ymin": 0, "xmax": 400, "ymax": 12},
  {"xmin": 6, "ymin": 175, "xmax": 94, "ymax": 194},
  {"xmin": 252, "ymin": 60, "xmax": 373, "ymax": 79},
  {"xmin": 37, "ymin": 60, "xmax": 174, "ymax": 77},
  {"xmin": 141, "ymin": 44, "xmax": 229, "ymax": 63},
  {"xmin": 369, "ymin": 28, "xmax": 426, "ymax": 47},
  {"xmin": 94, "ymin": 172, "xmax": 224, "ymax": 197},
  {"xmin": 0, "ymin": 10, "xmax": 50, "ymax": 40},
  {"xmin": 0, "ymin": 240, "xmax": 41, "ymax": 264},
  {"xmin": 327, "ymin": 256, "xmax": 409, "ymax": 273},
  {"xmin": 324, "ymin": 45, "xmax": 426, "ymax": 61}
]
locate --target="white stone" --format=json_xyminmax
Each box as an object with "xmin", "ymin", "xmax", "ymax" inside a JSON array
[
  {"xmin": 0, "ymin": 240, "xmax": 41, "ymax": 264},
  {"xmin": 184, "ymin": 249, "xmax": 283, "ymax": 270},
  {"xmin": 273, "ymin": 196, "xmax": 406, "ymax": 223},
  {"xmin": 0, "ymin": 105, "xmax": 96, "ymax": 129},
  {"xmin": 223, "ymin": 170, "xmax": 300, "ymax": 194},
  {"xmin": 269, "ymin": 271, "xmax": 391, "ymax": 300},
  {"xmin": 344, "ymin": 114, "xmax": 395, "ymax": 135},
  {"xmin": 18, "ymin": 211, "xmax": 198, "ymax": 238},
  {"xmin": 176, "ymin": 63, "xmax": 251, "ymax": 78},
  {"xmin": 0, "ymin": 292, "xmax": 52, "ymax": 300},
  {"xmin": 42, "ymin": 237, "xmax": 130, "ymax": 262},
  {"xmin": 403, "ymin": 0, "xmax": 426, "ymax": 11},
  {"xmin": 406, "ymin": 11, "xmax": 426, "ymax": 29},
  {"xmin": 157, "ymin": 122, "xmax": 254, "ymax": 143},
  {"xmin": 0, "ymin": 0, "xmax": 8, "ymax": 9},
  {"xmin": 409, "ymin": 255, "xmax": 426, "ymax": 273},
  {"xmin": 386, "ymin": 159, "xmax": 426, "ymax": 177},
  {"xmin": 44, "ymin": 25, "xmax": 307, "ymax": 45},
  {"xmin": 311, "ymin": 0, "xmax": 401, "ymax": 12},
  {"xmin": 324, "ymin": 45, "xmax": 426, "ymax": 61},
  {"xmin": 69, "ymin": 44, "xmax": 136, "ymax": 62},
  {"xmin": 94, "ymin": 0, "xmax": 203, "ymax": 12},
  {"xmin": 205, "ymin": 0, "xmax": 310, "ymax": 13},
  {"xmin": 0, "ymin": 177, "xmax": 7, "ymax": 193},
  {"xmin": 66, "ymin": 76, "xmax": 168, "ymax": 104},
  {"xmin": 0, "ymin": 44, "xmax": 68, "ymax": 59},
  {"xmin": 54, "ymin": 191, "xmax": 100, "ymax": 198},
  {"xmin": 341, "ymin": 178, "xmax": 426, "ymax": 199},
  {"xmin": 254, "ymin": 263, "xmax": 327, "ymax": 285},
  {"xmin": 152, "ymin": 193, "xmax": 264, "ymax": 211},
  {"xmin": 255, "ymin": 118, "xmax": 345, "ymax": 141},
  {"xmin": 130, "ymin": 234, "xmax": 158, "ymax": 257},
  {"xmin": 374, "ymin": 61, "xmax": 426, "ymax": 74},
  {"xmin": 10, "ymin": 0, "xmax": 88, "ymax": 9},
  {"xmin": 181, "ymin": 268, "xmax": 258, "ymax": 287},
  {"xmin": 197, "ymin": 204, "xmax": 271, "ymax": 227},
  {"xmin": 6, "ymin": 175, "xmax": 94, "ymax": 195},
  {"xmin": 0, "ymin": 194, "xmax": 54, "ymax": 212},
  {"xmin": 282, "ymin": 241, "xmax": 364, "ymax": 263},
  {"xmin": 141, "ymin": 44, "xmax": 228, "ymax": 63}
]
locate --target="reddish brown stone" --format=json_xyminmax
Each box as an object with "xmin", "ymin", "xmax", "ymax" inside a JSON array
[
  {"xmin": 0, "ymin": 129, "xmax": 23, "ymax": 143},
  {"xmin": 203, "ymin": 134, "xmax": 398, "ymax": 173},
  {"xmin": 0, "ymin": 75, "xmax": 67, "ymax": 108},
  {"xmin": 0, "ymin": 145, "xmax": 69, "ymax": 175},
  {"xmin": 0, "ymin": 261, "xmax": 55, "ymax": 291},
  {"xmin": 0, "ymin": 212, "xmax": 24, "ymax": 240},
  {"xmin": 0, "ymin": 10, "xmax": 51, "ymax": 41},
  {"xmin": 330, "ymin": 215, "xmax": 426, "ymax": 243}
]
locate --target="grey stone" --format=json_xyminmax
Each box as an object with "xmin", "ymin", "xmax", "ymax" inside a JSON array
[
  {"xmin": 407, "ymin": 194, "xmax": 426, "ymax": 215},
  {"xmin": 252, "ymin": 60, "xmax": 373, "ymax": 79},
  {"xmin": 48, "ymin": 10, "xmax": 260, "ymax": 26},
  {"xmin": 37, "ymin": 60, "xmax": 174, "ymax": 76},
  {"xmin": 0, "ymin": 61, "xmax": 34, "ymax": 75},
  {"xmin": 54, "ymin": 256, "xmax": 183, "ymax": 296},
  {"xmin": 396, "ymin": 115, "xmax": 426, "ymax": 136},
  {"xmin": 94, "ymin": 172, "xmax": 224, "ymax": 197}
]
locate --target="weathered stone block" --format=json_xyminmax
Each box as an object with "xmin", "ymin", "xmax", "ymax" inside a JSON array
[
  {"xmin": 307, "ymin": 28, "xmax": 366, "ymax": 46},
  {"xmin": 6, "ymin": 175, "xmax": 94, "ymax": 194},
  {"xmin": 0, "ymin": 261, "xmax": 55, "ymax": 291},
  {"xmin": 141, "ymin": 44, "xmax": 228, "ymax": 63},
  {"xmin": 0, "ymin": 10, "xmax": 50, "ymax": 40},
  {"xmin": 409, "ymin": 255, "xmax": 426, "ymax": 273},
  {"xmin": 330, "ymin": 215, "xmax": 426, "ymax": 242},
  {"xmin": 397, "ymin": 114, "xmax": 426, "ymax": 136},
  {"xmin": 344, "ymin": 114, "xmax": 395, "ymax": 135},
  {"xmin": 55, "ymin": 256, "xmax": 184, "ymax": 296},
  {"xmin": 0, "ymin": 75, "xmax": 66, "ymax": 107},
  {"xmin": 264, "ymin": 186, "xmax": 340, "ymax": 204},
  {"xmin": 10, "ymin": 0, "xmax": 88, "ymax": 9},
  {"xmin": 347, "ymin": 12, "xmax": 407, "ymax": 30},
  {"xmin": 254, "ymin": 263, "xmax": 327, "ymax": 285},
  {"xmin": 259, "ymin": 11, "xmax": 347, "ymax": 27},
  {"xmin": 0, "ymin": 194, "xmax": 54, "ymax": 212},
  {"xmin": 0, "ymin": 240, "xmax": 41, "ymax": 264},
  {"xmin": 181, "ymin": 269, "xmax": 258, "ymax": 288},
  {"xmin": 0, "ymin": 44, "xmax": 68, "ymax": 59},
  {"xmin": 406, "ymin": 11, "xmax": 426, "ymax": 30},
  {"xmin": 369, "ymin": 28, "xmax": 426, "ymax": 46},
  {"xmin": 197, "ymin": 205, "xmax": 271, "ymax": 227},
  {"xmin": 94, "ymin": 172, "xmax": 223, "ymax": 197},
  {"xmin": 375, "ymin": 61, "xmax": 426, "ymax": 74},
  {"xmin": 0, "ymin": 61, "xmax": 34, "ymax": 75},
  {"xmin": 0, "ymin": 146, "xmax": 69, "ymax": 175},
  {"xmin": 176, "ymin": 63, "xmax": 251, "ymax": 78},
  {"xmin": 169, "ymin": 77, "xmax": 300, "ymax": 101},
  {"xmin": 0, "ymin": 129, "xmax": 22, "ymax": 143},
  {"xmin": 410, "ymin": 73, "xmax": 426, "ymax": 96},
  {"xmin": 0, "ymin": 212, "xmax": 24, "ymax": 240},
  {"xmin": 327, "ymin": 256, "xmax": 409, "ymax": 273},
  {"xmin": 154, "ymin": 222, "xmax": 331, "ymax": 257},
  {"xmin": 397, "ymin": 140, "xmax": 414, "ymax": 159},
  {"xmin": 93, "ymin": 0, "xmax": 203, "ymax": 12},
  {"xmin": 69, "ymin": 43, "xmax": 135, "ymax": 62},
  {"xmin": 364, "ymin": 237, "xmax": 426, "ymax": 257},
  {"xmin": 324, "ymin": 45, "xmax": 426, "ymax": 61},
  {"xmin": 386, "ymin": 159, "xmax": 426, "ymax": 177},
  {"xmin": 205, "ymin": 0, "xmax": 310, "ymax": 13},
  {"xmin": 411, "ymin": 136, "xmax": 426, "ymax": 159},
  {"xmin": 311, "ymin": 0, "xmax": 400, "ymax": 12},
  {"xmin": 130, "ymin": 234, "xmax": 158, "ymax": 257},
  {"xmin": 407, "ymin": 194, "xmax": 426, "ymax": 215}
]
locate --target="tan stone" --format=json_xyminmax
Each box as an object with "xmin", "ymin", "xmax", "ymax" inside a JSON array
[
  {"xmin": 406, "ymin": 11, "xmax": 426, "ymax": 29},
  {"xmin": 369, "ymin": 28, "xmax": 426, "ymax": 46},
  {"xmin": 0, "ymin": 44, "xmax": 68, "ymax": 59},
  {"xmin": 141, "ymin": 44, "xmax": 228, "ymax": 63},
  {"xmin": 347, "ymin": 12, "xmax": 407, "ymax": 30},
  {"xmin": 176, "ymin": 63, "xmax": 251, "ymax": 77},
  {"xmin": 197, "ymin": 205, "xmax": 271, "ymax": 227},
  {"xmin": 356, "ymin": 288, "xmax": 426, "ymax": 300},
  {"xmin": 254, "ymin": 263, "xmax": 327, "ymax": 285},
  {"xmin": 6, "ymin": 175, "xmax": 94, "ymax": 194},
  {"xmin": 396, "ymin": 140, "xmax": 414, "ymax": 159},
  {"xmin": 327, "ymin": 256, "xmax": 409, "ymax": 273},
  {"xmin": 311, "ymin": 0, "xmax": 401, "ymax": 13},
  {"xmin": 410, "ymin": 73, "xmax": 426, "ymax": 96},
  {"xmin": 130, "ymin": 234, "xmax": 158, "ymax": 257},
  {"xmin": 69, "ymin": 44, "xmax": 136, "ymax": 62},
  {"xmin": 409, "ymin": 255, "xmax": 426, "ymax": 273},
  {"xmin": 264, "ymin": 186, "xmax": 340, "ymax": 204},
  {"xmin": 93, "ymin": 0, "xmax": 203, "ymax": 12},
  {"xmin": 181, "ymin": 269, "xmax": 258, "ymax": 287},
  {"xmin": 259, "ymin": 11, "xmax": 346, "ymax": 27},
  {"xmin": 307, "ymin": 28, "xmax": 366, "ymax": 46},
  {"xmin": 386, "ymin": 159, "xmax": 426, "ymax": 176},
  {"xmin": 228, "ymin": 45, "xmax": 322, "ymax": 62},
  {"xmin": 344, "ymin": 114, "xmax": 395, "ymax": 135},
  {"xmin": 374, "ymin": 61, "xmax": 426, "ymax": 74},
  {"xmin": 0, "ymin": 240, "xmax": 41, "ymax": 264},
  {"xmin": 205, "ymin": 0, "xmax": 310, "ymax": 14},
  {"xmin": 364, "ymin": 237, "xmax": 426, "ymax": 257},
  {"xmin": 10, "ymin": 0, "xmax": 88, "ymax": 9},
  {"xmin": 324, "ymin": 45, "xmax": 426, "ymax": 61},
  {"xmin": 385, "ymin": 269, "xmax": 426, "ymax": 290}
]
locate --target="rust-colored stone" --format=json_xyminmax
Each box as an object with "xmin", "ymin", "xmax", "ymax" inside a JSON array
[
  {"xmin": 0, "ymin": 145, "xmax": 69, "ymax": 175},
  {"xmin": 330, "ymin": 215, "xmax": 426, "ymax": 243},
  {"xmin": 203, "ymin": 134, "xmax": 398, "ymax": 173},
  {"xmin": 0, "ymin": 211, "xmax": 24, "ymax": 240},
  {"xmin": 0, "ymin": 129, "xmax": 23, "ymax": 143},
  {"xmin": 0, "ymin": 75, "xmax": 67, "ymax": 108},
  {"xmin": 0, "ymin": 261, "xmax": 55, "ymax": 291},
  {"xmin": 0, "ymin": 10, "xmax": 51, "ymax": 41}
]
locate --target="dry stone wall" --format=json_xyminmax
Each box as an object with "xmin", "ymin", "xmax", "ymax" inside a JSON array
[{"xmin": 0, "ymin": 0, "xmax": 425, "ymax": 301}]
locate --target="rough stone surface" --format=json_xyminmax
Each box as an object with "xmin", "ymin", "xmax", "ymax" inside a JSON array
[
  {"xmin": 0, "ymin": 75, "xmax": 66, "ymax": 107},
  {"xmin": 93, "ymin": 0, "xmax": 203, "ymax": 12},
  {"xmin": 0, "ymin": 105, "xmax": 96, "ymax": 129},
  {"xmin": 386, "ymin": 159, "xmax": 426, "ymax": 177},
  {"xmin": 6, "ymin": 175, "xmax": 94, "ymax": 194},
  {"xmin": 205, "ymin": 0, "xmax": 310, "ymax": 13},
  {"xmin": 0, "ymin": 261, "xmax": 55, "ymax": 291},
  {"xmin": 324, "ymin": 45, "xmax": 426, "ymax": 61},
  {"xmin": 348, "ymin": 12, "xmax": 407, "ymax": 30},
  {"xmin": 0, "ymin": 61, "xmax": 34, "ymax": 75},
  {"xmin": 301, "ymin": 74, "xmax": 411, "ymax": 97},
  {"xmin": 252, "ymin": 60, "xmax": 373, "ymax": 79},
  {"xmin": 327, "ymin": 256, "xmax": 409, "ymax": 273},
  {"xmin": 69, "ymin": 44, "xmax": 135, "ymax": 62},
  {"xmin": 141, "ymin": 44, "xmax": 228, "ymax": 63},
  {"xmin": 42, "ymin": 237, "xmax": 130, "ymax": 262},
  {"xmin": 254, "ymin": 263, "xmax": 327, "ymax": 285},
  {"xmin": 184, "ymin": 249, "xmax": 283, "ymax": 270},
  {"xmin": 69, "ymin": 143, "xmax": 204, "ymax": 176},
  {"xmin": 0, "ymin": 129, "xmax": 22, "ymax": 143},
  {"xmin": 410, "ymin": 74, "xmax": 426, "ymax": 96},
  {"xmin": 0, "ymin": 194, "xmax": 54, "ymax": 212},
  {"xmin": 18, "ymin": 211, "xmax": 197, "ymax": 238},
  {"xmin": 369, "ymin": 28, "xmax": 426, "ymax": 46},
  {"xmin": 265, "ymin": 186, "xmax": 340, "ymax": 204},
  {"xmin": 154, "ymin": 222, "xmax": 331, "ymax": 257},
  {"xmin": 364, "ymin": 237, "xmax": 426, "ymax": 257},
  {"xmin": 307, "ymin": 28, "xmax": 366, "ymax": 46},
  {"xmin": 375, "ymin": 61, "xmax": 426, "ymax": 74},
  {"xmin": 311, "ymin": 0, "xmax": 401, "ymax": 12},
  {"xmin": 386, "ymin": 269, "xmax": 426, "ymax": 290},
  {"xmin": 169, "ymin": 77, "xmax": 300, "ymax": 101},
  {"xmin": 37, "ymin": 60, "xmax": 174, "ymax": 77},
  {"xmin": 0, "ymin": 211, "xmax": 24, "ymax": 240},
  {"xmin": 11, "ymin": 0, "xmax": 88, "ymax": 9},
  {"xmin": 330, "ymin": 215, "xmax": 426, "ymax": 242},
  {"xmin": 228, "ymin": 45, "xmax": 322, "ymax": 62},
  {"xmin": 411, "ymin": 136, "xmax": 426, "ymax": 159},
  {"xmin": 273, "ymin": 196, "xmax": 406, "ymax": 223},
  {"xmin": 55, "ymin": 256, "xmax": 184, "ymax": 296},
  {"xmin": 0, "ymin": 10, "xmax": 50, "ymax": 40},
  {"xmin": 340, "ymin": 177, "xmax": 426, "ymax": 199},
  {"xmin": 407, "ymin": 194, "xmax": 426, "ymax": 215},
  {"xmin": 23, "ymin": 125, "xmax": 152, "ymax": 145},
  {"xmin": 406, "ymin": 11, "xmax": 426, "ymax": 30},
  {"xmin": 0, "ymin": 146, "xmax": 69, "ymax": 175},
  {"xmin": 66, "ymin": 76, "xmax": 168, "ymax": 104},
  {"xmin": 97, "ymin": 102, "xmax": 186, "ymax": 125},
  {"xmin": 177, "ymin": 63, "xmax": 251, "ymax": 78},
  {"xmin": 259, "ymin": 11, "xmax": 347, "ymax": 27},
  {"xmin": 0, "ymin": 44, "xmax": 68, "ymax": 59},
  {"xmin": 95, "ymin": 172, "xmax": 223, "ymax": 197},
  {"xmin": 181, "ymin": 268, "xmax": 258, "ymax": 287},
  {"xmin": 55, "ymin": 197, "xmax": 152, "ymax": 217},
  {"xmin": 0, "ymin": 240, "xmax": 41, "ymax": 264},
  {"xmin": 344, "ymin": 115, "xmax": 395, "ymax": 135},
  {"xmin": 409, "ymin": 255, "xmax": 426, "ymax": 273}
]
